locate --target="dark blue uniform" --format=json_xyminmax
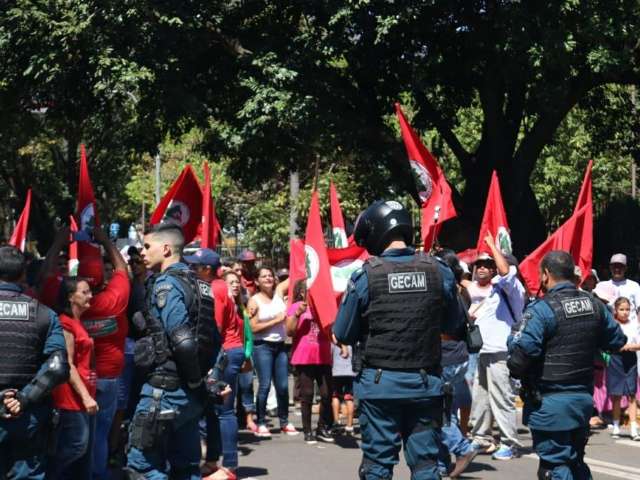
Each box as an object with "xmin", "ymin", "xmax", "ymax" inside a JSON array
[
  {"xmin": 127, "ymin": 263, "xmax": 216, "ymax": 480},
  {"xmin": 333, "ymin": 248, "xmax": 464, "ymax": 480},
  {"xmin": 507, "ymin": 282, "xmax": 626, "ymax": 480},
  {"xmin": 0, "ymin": 283, "xmax": 66, "ymax": 480}
]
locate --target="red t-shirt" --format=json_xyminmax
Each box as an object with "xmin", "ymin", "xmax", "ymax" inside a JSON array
[
  {"xmin": 241, "ymin": 275, "xmax": 257, "ymax": 297},
  {"xmin": 212, "ymin": 279, "xmax": 243, "ymax": 350},
  {"xmin": 39, "ymin": 274, "xmax": 62, "ymax": 309},
  {"xmin": 52, "ymin": 314, "xmax": 97, "ymax": 411},
  {"xmin": 81, "ymin": 270, "xmax": 130, "ymax": 378}
]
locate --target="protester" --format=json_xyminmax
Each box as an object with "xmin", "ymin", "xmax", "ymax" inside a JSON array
[
  {"xmin": 330, "ymin": 337, "xmax": 356, "ymax": 435},
  {"xmin": 607, "ymin": 297, "xmax": 640, "ymax": 440},
  {"xmin": 248, "ymin": 266, "xmax": 297, "ymax": 437},
  {"xmin": 596, "ymin": 254, "xmax": 640, "ymax": 322},
  {"xmin": 239, "ymin": 250, "xmax": 258, "ymax": 297},
  {"xmin": 286, "ymin": 279, "xmax": 333, "ymax": 444},
  {"xmin": 50, "ymin": 277, "xmax": 98, "ymax": 479},
  {"xmin": 464, "ymin": 234, "xmax": 524, "ymax": 459}
]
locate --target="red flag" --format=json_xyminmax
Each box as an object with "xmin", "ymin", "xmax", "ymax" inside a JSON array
[
  {"xmin": 519, "ymin": 162, "xmax": 593, "ymax": 292},
  {"xmin": 304, "ymin": 190, "xmax": 338, "ymax": 330},
  {"xmin": 395, "ymin": 103, "xmax": 456, "ymax": 248},
  {"xmin": 75, "ymin": 144, "xmax": 101, "ymax": 259},
  {"xmin": 68, "ymin": 216, "xmax": 79, "ymax": 276},
  {"xmin": 9, "ymin": 189, "xmax": 32, "ymax": 251},
  {"xmin": 476, "ymin": 171, "xmax": 512, "ymax": 255},
  {"xmin": 150, "ymin": 165, "xmax": 203, "ymax": 244},
  {"xmin": 329, "ymin": 181, "xmax": 348, "ymax": 248},
  {"xmin": 201, "ymin": 164, "xmax": 221, "ymax": 249},
  {"xmin": 327, "ymin": 244, "xmax": 369, "ymax": 296},
  {"xmin": 287, "ymin": 238, "xmax": 306, "ymax": 307}
]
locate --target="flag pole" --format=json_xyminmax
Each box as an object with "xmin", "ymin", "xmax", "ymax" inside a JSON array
[{"xmin": 312, "ymin": 155, "xmax": 320, "ymax": 191}]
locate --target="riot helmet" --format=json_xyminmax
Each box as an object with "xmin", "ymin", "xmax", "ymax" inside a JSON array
[{"xmin": 354, "ymin": 200, "xmax": 413, "ymax": 255}]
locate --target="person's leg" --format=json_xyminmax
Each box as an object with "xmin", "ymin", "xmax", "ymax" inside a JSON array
[
  {"xmin": 252, "ymin": 342, "xmax": 274, "ymax": 427},
  {"xmin": 297, "ymin": 366, "xmax": 315, "ymax": 434},
  {"xmin": 238, "ymin": 363, "xmax": 257, "ymax": 431},
  {"xmin": 7, "ymin": 404, "xmax": 52, "ymax": 480},
  {"xmin": 470, "ymin": 354, "xmax": 494, "ymax": 445},
  {"xmin": 332, "ymin": 395, "xmax": 341, "ymax": 426},
  {"xmin": 531, "ymin": 428, "xmax": 579, "ymax": 480},
  {"xmin": 70, "ymin": 412, "xmax": 96, "ymax": 480},
  {"xmin": 317, "ymin": 366, "xmax": 333, "ymax": 429},
  {"xmin": 402, "ymin": 398, "xmax": 443, "ymax": 480},
  {"xmin": 50, "ymin": 411, "xmax": 90, "ymax": 479},
  {"xmin": 486, "ymin": 353, "xmax": 521, "ymax": 449},
  {"xmin": 167, "ymin": 415, "xmax": 203, "ymax": 480},
  {"xmin": 217, "ymin": 347, "xmax": 245, "ymax": 470},
  {"xmin": 570, "ymin": 426, "xmax": 591, "ymax": 479},
  {"xmin": 273, "ymin": 343, "xmax": 291, "ymax": 428},
  {"xmin": 358, "ymin": 399, "xmax": 402, "ymax": 480},
  {"xmin": 93, "ymin": 377, "xmax": 119, "ymax": 480},
  {"xmin": 440, "ymin": 363, "xmax": 474, "ymax": 459}
]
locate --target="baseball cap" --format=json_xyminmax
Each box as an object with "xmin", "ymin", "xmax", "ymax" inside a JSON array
[
  {"xmin": 239, "ymin": 250, "xmax": 257, "ymax": 262},
  {"xmin": 474, "ymin": 252, "xmax": 495, "ymax": 264},
  {"xmin": 610, "ymin": 253, "xmax": 627, "ymax": 265},
  {"xmin": 184, "ymin": 248, "xmax": 221, "ymax": 268}
]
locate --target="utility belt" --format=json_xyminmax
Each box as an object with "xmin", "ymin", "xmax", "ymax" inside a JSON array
[
  {"xmin": 129, "ymin": 388, "xmax": 176, "ymax": 452},
  {"xmin": 147, "ymin": 374, "xmax": 181, "ymax": 392}
]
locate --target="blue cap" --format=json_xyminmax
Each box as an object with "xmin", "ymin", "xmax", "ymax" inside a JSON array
[{"xmin": 184, "ymin": 248, "xmax": 221, "ymax": 268}]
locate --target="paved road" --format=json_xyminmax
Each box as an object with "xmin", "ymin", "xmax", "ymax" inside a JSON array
[{"xmin": 234, "ymin": 412, "xmax": 640, "ymax": 479}]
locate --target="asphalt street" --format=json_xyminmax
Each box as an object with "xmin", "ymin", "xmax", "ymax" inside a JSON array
[{"xmin": 233, "ymin": 411, "xmax": 640, "ymax": 480}]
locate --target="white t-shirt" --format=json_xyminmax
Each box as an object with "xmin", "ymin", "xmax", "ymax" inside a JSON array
[
  {"xmin": 252, "ymin": 292, "xmax": 287, "ymax": 342},
  {"xmin": 596, "ymin": 278, "xmax": 640, "ymax": 323}
]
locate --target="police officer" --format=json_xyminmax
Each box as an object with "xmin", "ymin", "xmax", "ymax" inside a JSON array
[
  {"xmin": 125, "ymin": 224, "xmax": 220, "ymax": 479},
  {"xmin": 333, "ymin": 200, "xmax": 467, "ymax": 480},
  {"xmin": 507, "ymin": 251, "xmax": 627, "ymax": 480},
  {"xmin": 0, "ymin": 245, "xmax": 69, "ymax": 479}
]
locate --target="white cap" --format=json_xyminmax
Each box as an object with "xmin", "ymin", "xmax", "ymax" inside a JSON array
[
  {"xmin": 610, "ymin": 253, "xmax": 627, "ymax": 265},
  {"xmin": 459, "ymin": 261, "xmax": 470, "ymax": 275}
]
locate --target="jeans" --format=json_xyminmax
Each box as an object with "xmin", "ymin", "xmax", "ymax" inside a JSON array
[
  {"xmin": 439, "ymin": 361, "xmax": 473, "ymax": 472},
  {"xmin": 531, "ymin": 427, "xmax": 591, "ymax": 480},
  {"xmin": 253, "ymin": 341, "xmax": 290, "ymax": 427},
  {"xmin": 214, "ymin": 347, "xmax": 245, "ymax": 468},
  {"xmin": 49, "ymin": 410, "xmax": 96, "ymax": 480},
  {"xmin": 238, "ymin": 370, "xmax": 255, "ymax": 413},
  {"xmin": 93, "ymin": 377, "xmax": 118, "ymax": 480},
  {"xmin": 127, "ymin": 383, "xmax": 204, "ymax": 480},
  {"xmin": 0, "ymin": 403, "xmax": 51, "ymax": 480}
]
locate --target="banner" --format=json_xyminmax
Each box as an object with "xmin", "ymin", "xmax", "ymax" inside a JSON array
[
  {"xmin": 476, "ymin": 171, "xmax": 511, "ymax": 255},
  {"xmin": 329, "ymin": 181, "xmax": 348, "ymax": 248},
  {"xmin": 327, "ymin": 244, "xmax": 369, "ymax": 295},
  {"xmin": 75, "ymin": 144, "xmax": 101, "ymax": 259},
  {"xmin": 9, "ymin": 189, "xmax": 32, "ymax": 251},
  {"xmin": 201, "ymin": 163, "xmax": 221, "ymax": 248}
]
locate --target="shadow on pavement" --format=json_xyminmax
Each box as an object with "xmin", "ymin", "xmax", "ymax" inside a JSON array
[
  {"xmin": 237, "ymin": 466, "xmax": 269, "ymax": 478},
  {"xmin": 333, "ymin": 435, "xmax": 360, "ymax": 449}
]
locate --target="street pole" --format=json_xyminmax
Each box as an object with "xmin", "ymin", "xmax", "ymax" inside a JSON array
[
  {"xmin": 633, "ymin": 162, "xmax": 637, "ymax": 199},
  {"xmin": 154, "ymin": 153, "xmax": 161, "ymax": 205}
]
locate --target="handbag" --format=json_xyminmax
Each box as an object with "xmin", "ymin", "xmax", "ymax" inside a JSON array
[{"xmin": 465, "ymin": 323, "xmax": 483, "ymax": 354}]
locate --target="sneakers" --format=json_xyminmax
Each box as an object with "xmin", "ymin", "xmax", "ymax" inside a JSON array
[
  {"xmin": 450, "ymin": 450, "xmax": 478, "ymax": 477},
  {"xmin": 344, "ymin": 425, "xmax": 355, "ymax": 435},
  {"xmin": 491, "ymin": 445, "xmax": 517, "ymax": 461},
  {"xmin": 631, "ymin": 424, "xmax": 639, "ymax": 441},
  {"xmin": 255, "ymin": 425, "xmax": 272, "ymax": 438},
  {"xmin": 316, "ymin": 427, "xmax": 335, "ymax": 443},
  {"xmin": 281, "ymin": 423, "xmax": 300, "ymax": 435},
  {"xmin": 611, "ymin": 424, "xmax": 621, "ymax": 439},
  {"xmin": 471, "ymin": 440, "xmax": 497, "ymax": 454},
  {"xmin": 304, "ymin": 431, "xmax": 317, "ymax": 444}
]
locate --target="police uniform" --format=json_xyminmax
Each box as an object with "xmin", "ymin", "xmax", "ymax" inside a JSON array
[
  {"xmin": 126, "ymin": 262, "xmax": 220, "ymax": 480},
  {"xmin": 507, "ymin": 282, "xmax": 626, "ymax": 480},
  {"xmin": 0, "ymin": 282, "xmax": 67, "ymax": 480},
  {"xmin": 334, "ymin": 247, "xmax": 464, "ymax": 480}
]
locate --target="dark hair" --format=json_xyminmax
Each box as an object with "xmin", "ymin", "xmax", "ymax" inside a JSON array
[
  {"xmin": 614, "ymin": 296, "xmax": 631, "ymax": 310},
  {"xmin": 145, "ymin": 223, "xmax": 185, "ymax": 253},
  {"xmin": 57, "ymin": 276, "xmax": 88, "ymax": 317},
  {"xmin": 0, "ymin": 246, "xmax": 26, "ymax": 282},
  {"xmin": 434, "ymin": 248, "xmax": 463, "ymax": 283},
  {"xmin": 540, "ymin": 251, "xmax": 575, "ymax": 281},
  {"xmin": 256, "ymin": 267, "xmax": 276, "ymax": 294},
  {"xmin": 293, "ymin": 279, "xmax": 307, "ymax": 302},
  {"xmin": 221, "ymin": 257, "xmax": 237, "ymax": 268},
  {"xmin": 222, "ymin": 270, "xmax": 240, "ymax": 282},
  {"xmin": 26, "ymin": 259, "xmax": 44, "ymax": 287}
]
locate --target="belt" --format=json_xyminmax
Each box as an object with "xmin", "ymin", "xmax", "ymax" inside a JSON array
[
  {"xmin": 440, "ymin": 334, "xmax": 459, "ymax": 342},
  {"xmin": 148, "ymin": 374, "xmax": 180, "ymax": 391}
]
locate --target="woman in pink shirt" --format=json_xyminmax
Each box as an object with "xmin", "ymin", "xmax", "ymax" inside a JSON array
[{"xmin": 286, "ymin": 280, "xmax": 333, "ymax": 444}]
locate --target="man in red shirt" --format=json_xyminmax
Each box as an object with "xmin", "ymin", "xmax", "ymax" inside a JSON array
[
  {"xmin": 78, "ymin": 228, "xmax": 130, "ymax": 480},
  {"xmin": 238, "ymin": 249, "xmax": 258, "ymax": 297},
  {"xmin": 185, "ymin": 248, "xmax": 241, "ymax": 478}
]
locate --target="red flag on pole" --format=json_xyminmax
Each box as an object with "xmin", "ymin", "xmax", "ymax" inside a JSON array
[
  {"xmin": 68, "ymin": 216, "xmax": 79, "ymax": 276},
  {"xmin": 150, "ymin": 165, "xmax": 203, "ymax": 244},
  {"xmin": 304, "ymin": 190, "xmax": 338, "ymax": 330},
  {"xmin": 9, "ymin": 189, "xmax": 32, "ymax": 251},
  {"xmin": 287, "ymin": 238, "xmax": 306, "ymax": 307},
  {"xmin": 519, "ymin": 162, "xmax": 593, "ymax": 292},
  {"xmin": 395, "ymin": 103, "xmax": 457, "ymax": 249},
  {"xmin": 327, "ymin": 244, "xmax": 369, "ymax": 297},
  {"xmin": 75, "ymin": 144, "xmax": 101, "ymax": 259},
  {"xmin": 201, "ymin": 163, "xmax": 221, "ymax": 249},
  {"xmin": 329, "ymin": 181, "xmax": 348, "ymax": 248},
  {"xmin": 476, "ymin": 171, "xmax": 512, "ymax": 255}
]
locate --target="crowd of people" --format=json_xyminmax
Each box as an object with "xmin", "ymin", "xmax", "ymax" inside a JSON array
[{"xmin": 0, "ymin": 211, "xmax": 639, "ymax": 479}]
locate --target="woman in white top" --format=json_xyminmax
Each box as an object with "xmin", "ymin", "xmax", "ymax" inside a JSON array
[{"xmin": 247, "ymin": 267, "xmax": 298, "ymax": 437}]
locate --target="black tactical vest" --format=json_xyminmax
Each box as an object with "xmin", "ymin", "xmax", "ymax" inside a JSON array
[
  {"xmin": 540, "ymin": 288, "xmax": 602, "ymax": 384},
  {"xmin": 147, "ymin": 269, "xmax": 217, "ymax": 377},
  {"xmin": 362, "ymin": 254, "xmax": 444, "ymax": 370},
  {"xmin": 0, "ymin": 290, "xmax": 49, "ymax": 389}
]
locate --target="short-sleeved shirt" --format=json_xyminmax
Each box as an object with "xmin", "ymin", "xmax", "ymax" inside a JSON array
[
  {"xmin": 596, "ymin": 278, "xmax": 640, "ymax": 322},
  {"xmin": 53, "ymin": 314, "xmax": 96, "ymax": 411},
  {"xmin": 212, "ymin": 278, "xmax": 243, "ymax": 351},
  {"xmin": 289, "ymin": 301, "xmax": 331, "ymax": 366},
  {"xmin": 82, "ymin": 270, "xmax": 130, "ymax": 378}
]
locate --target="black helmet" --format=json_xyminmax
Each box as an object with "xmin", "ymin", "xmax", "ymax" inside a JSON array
[{"xmin": 354, "ymin": 200, "xmax": 413, "ymax": 255}]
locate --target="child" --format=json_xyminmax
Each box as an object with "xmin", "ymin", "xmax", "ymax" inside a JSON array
[
  {"xmin": 331, "ymin": 335, "xmax": 356, "ymax": 435},
  {"xmin": 606, "ymin": 297, "xmax": 640, "ymax": 440}
]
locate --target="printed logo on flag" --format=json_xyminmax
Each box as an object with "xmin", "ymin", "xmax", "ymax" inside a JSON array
[
  {"xmin": 332, "ymin": 228, "xmax": 348, "ymax": 248},
  {"xmin": 497, "ymin": 226, "xmax": 512, "ymax": 255},
  {"xmin": 330, "ymin": 258, "xmax": 365, "ymax": 293},
  {"xmin": 75, "ymin": 204, "xmax": 97, "ymax": 243},
  {"xmin": 409, "ymin": 160, "xmax": 433, "ymax": 204},
  {"xmin": 304, "ymin": 245, "xmax": 320, "ymax": 288},
  {"xmin": 163, "ymin": 200, "xmax": 190, "ymax": 227}
]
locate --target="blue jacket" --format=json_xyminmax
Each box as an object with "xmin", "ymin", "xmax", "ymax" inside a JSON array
[
  {"xmin": 507, "ymin": 281, "xmax": 626, "ymax": 430},
  {"xmin": 333, "ymin": 248, "xmax": 464, "ymax": 399}
]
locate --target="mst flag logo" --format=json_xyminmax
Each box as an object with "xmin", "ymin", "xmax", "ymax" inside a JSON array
[
  {"xmin": 497, "ymin": 226, "xmax": 512, "ymax": 255},
  {"xmin": 305, "ymin": 244, "xmax": 320, "ymax": 288},
  {"xmin": 409, "ymin": 160, "xmax": 433, "ymax": 204},
  {"xmin": 162, "ymin": 200, "xmax": 191, "ymax": 227}
]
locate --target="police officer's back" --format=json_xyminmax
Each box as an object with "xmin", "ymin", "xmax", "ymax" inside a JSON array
[
  {"xmin": 125, "ymin": 224, "xmax": 219, "ymax": 480},
  {"xmin": 507, "ymin": 251, "xmax": 626, "ymax": 480},
  {"xmin": 333, "ymin": 200, "xmax": 464, "ymax": 480},
  {"xmin": 0, "ymin": 246, "xmax": 69, "ymax": 479}
]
